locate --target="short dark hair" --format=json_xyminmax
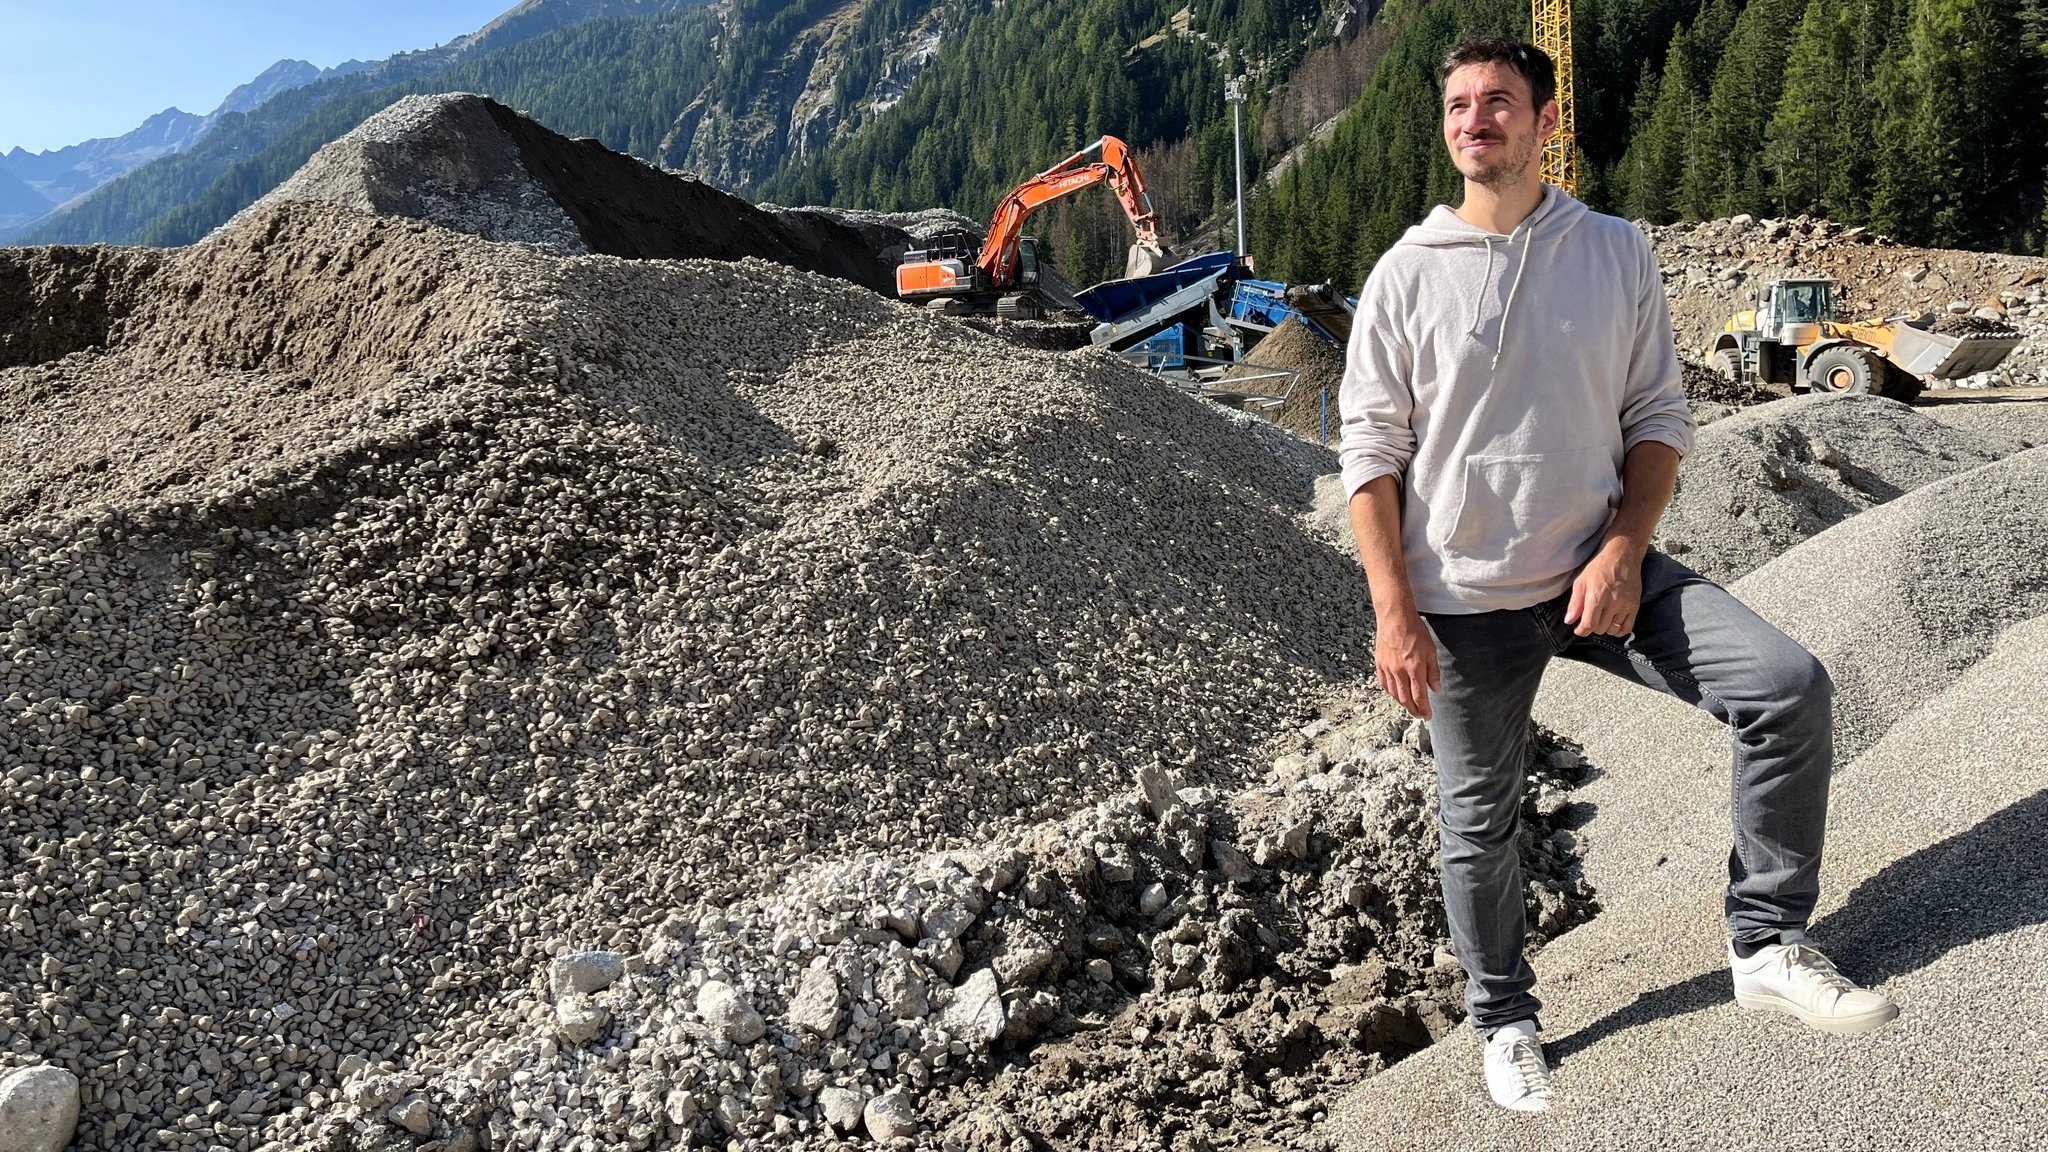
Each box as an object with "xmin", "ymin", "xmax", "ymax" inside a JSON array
[{"xmin": 1440, "ymin": 36, "xmax": 1556, "ymax": 110}]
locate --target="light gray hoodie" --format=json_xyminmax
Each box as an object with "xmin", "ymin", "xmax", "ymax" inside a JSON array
[{"xmin": 1338, "ymin": 188, "xmax": 1694, "ymax": 614}]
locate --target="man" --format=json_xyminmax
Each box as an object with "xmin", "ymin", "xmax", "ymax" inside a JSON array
[{"xmin": 1338, "ymin": 35, "xmax": 1898, "ymax": 1114}]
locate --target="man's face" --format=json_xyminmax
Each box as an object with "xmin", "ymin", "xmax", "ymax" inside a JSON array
[{"xmin": 1441, "ymin": 61, "xmax": 1557, "ymax": 188}]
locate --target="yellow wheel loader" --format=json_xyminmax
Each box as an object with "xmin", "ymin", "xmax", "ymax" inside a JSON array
[{"xmin": 1708, "ymin": 277, "xmax": 2022, "ymax": 403}]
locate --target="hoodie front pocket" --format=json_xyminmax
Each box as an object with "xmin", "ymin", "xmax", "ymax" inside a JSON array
[{"xmin": 1436, "ymin": 449, "xmax": 1621, "ymax": 586}]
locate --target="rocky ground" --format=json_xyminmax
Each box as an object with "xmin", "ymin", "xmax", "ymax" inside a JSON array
[{"xmin": 1646, "ymin": 213, "xmax": 2048, "ymax": 389}]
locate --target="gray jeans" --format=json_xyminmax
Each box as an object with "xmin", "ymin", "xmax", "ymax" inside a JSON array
[{"xmin": 1423, "ymin": 551, "xmax": 1832, "ymax": 1036}]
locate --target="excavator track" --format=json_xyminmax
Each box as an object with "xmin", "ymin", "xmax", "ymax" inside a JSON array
[{"xmin": 996, "ymin": 293, "xmax": 1045, "ymax": 321}]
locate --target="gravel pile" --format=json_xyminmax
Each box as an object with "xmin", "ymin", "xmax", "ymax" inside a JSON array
[
  {"xmin": 257, "ymin": 93, "xmax": 586, "ymax": 255},
  {"xmin": 1722, "ymin": 445, "xmax": 2048, "ymax": 760},
  {"xmin": 1657, "ymin": 393, "xmax": 2006, "ymax": 582},
  {"xmin": 1919, "ymin": 397, "xmax": 2048, "ymax": 455},
  {"xmin": 1224, "ymin": 319, "xmax": 1346, "ymax": 443},
  {"xmin": 0, "ymin": 198, "xmax": 1487, "ymax": 1151}
]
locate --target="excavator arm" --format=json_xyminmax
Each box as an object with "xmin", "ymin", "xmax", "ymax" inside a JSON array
[{"xmin": 977, "ymin": 136, "xmax": 1172, "ymax": 286}]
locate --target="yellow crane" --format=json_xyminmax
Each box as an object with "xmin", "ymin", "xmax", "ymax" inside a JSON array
[{"xmin": 1532, "ymin": 0, "xmax": 1577, "ymax": 195}]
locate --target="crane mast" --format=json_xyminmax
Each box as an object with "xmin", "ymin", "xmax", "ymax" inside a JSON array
[{"xmin": 1532, "ymin": 0, "xmax": 1578, "ymax": 195}]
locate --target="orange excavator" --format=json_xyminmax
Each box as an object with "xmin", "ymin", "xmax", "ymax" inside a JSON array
[{"xmin": 895, "ymin": 135, "xmax": 1176, "ymax": 319}]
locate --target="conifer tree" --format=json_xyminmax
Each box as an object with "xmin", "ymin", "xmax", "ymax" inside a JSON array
[
  {"xmin": 1697, "ymin": 0, "xmax": 1806, "ymax": 215},
  {"xmin": 1872, "ymin": 0, "xmax": 2048, "ymax": 248},
  {"xmin": 1765, "ymin": 0, "xmax": 1854, "ymax": 215}
]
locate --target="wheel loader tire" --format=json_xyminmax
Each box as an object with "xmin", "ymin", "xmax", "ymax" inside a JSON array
[
  {"xmin": 1806, "ymin": 345, "xmax": 1882, "ymax": 395},
  {"xmin": 1883, "ymin": 365, "xmax": 1926, "ymax": 404},
  {"xmin": 1711, "ymin": 348, "xmax": 1741, "ymax": 380}
]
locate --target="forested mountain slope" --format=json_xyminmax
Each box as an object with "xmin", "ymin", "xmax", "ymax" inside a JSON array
[
  {"xmin": 18, "ymin": 0, "xmax": 2044, "ymax": 297},
  {"xmin": 1251, "ymin": 0, "xmax": 2048, "ymax": 287}
]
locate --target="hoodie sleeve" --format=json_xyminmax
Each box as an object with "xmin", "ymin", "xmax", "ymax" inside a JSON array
[
  {"xmin": 1338, "ymin": 265, "xmax": 1418, "ymax": 499},
  {"xmin": 1618, "ymin": 234, "xmax": 1696, "ymax": 459}
]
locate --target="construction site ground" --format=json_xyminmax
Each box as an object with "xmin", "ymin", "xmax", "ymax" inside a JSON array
[{"xmin": 2, "ymin": 95, "xmax": 2043, "ymax": 1152}]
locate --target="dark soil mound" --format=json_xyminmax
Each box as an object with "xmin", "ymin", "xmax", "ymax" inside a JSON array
[
  {"xmin": 255, "ymin": 92, "xmax": 905, "ymax": 293},
  {"xmin": 476, "ymin": 99, "xmax": 900, "ymax": 292},
  {"xmin": 0, "ymin": 245, "xmax": 163, "ymax": 370},
  {"xmin": 1681, "ymin": 358, "xmax": 1778, "ymax": 406}
]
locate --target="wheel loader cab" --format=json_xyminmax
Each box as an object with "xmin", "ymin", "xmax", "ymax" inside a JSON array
[{"xmin": 1760, "ymin": 278, "xmax": 1835, "ymax": 347}]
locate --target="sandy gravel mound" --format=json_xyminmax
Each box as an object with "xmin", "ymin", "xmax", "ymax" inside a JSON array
[
  {"xmin": 1658, "ymin": 393, "xmax": 2006, "ymax": 582},
  {"xmin": 1919, "ymin": 396, "xmax": 2048, "ymax": 455},
  {"xmin": 1224, "ymin": 318, "xmax": 1345, "ymax": 442},
  {"xmin": 0, "ymin": 206, "xmax": 534, "ymax": 524},
  {"xmin": 1725, "ymin": 445, "xmax": 2048, "ymax": 758},
  {"xmin": 0, "ymin": 201, "xmax": 1465, "ymax": 1151},
  {"xmin": 255, "ymin": 93, "xmax": 907, "ymax": 292}
]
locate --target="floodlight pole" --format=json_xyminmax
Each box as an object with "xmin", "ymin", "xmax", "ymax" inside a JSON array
[{"xmin": 1226, "ymin": 75, "xmax": 1247, "ymax": 259}]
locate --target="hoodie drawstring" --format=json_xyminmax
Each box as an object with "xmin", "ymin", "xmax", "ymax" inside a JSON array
[
  {"xmin": 1491, "ymin": 217, "xmax": 1535, "ymax": 372},
  {"xmin": 1473, "ymin": 237, "xmax": 1496, "ymax": 340}
]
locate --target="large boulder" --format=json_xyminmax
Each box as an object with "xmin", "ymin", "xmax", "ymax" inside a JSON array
[{"xmin": 0, "ymin": 1065, "xmax": 80, "ymax": 1152}]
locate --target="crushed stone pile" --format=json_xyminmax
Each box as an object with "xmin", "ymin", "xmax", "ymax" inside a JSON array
[
  {"xmin": 256, "ymin": 93, "xmax": 909, "ymax": 293},
  {"xmin": 0, "ymin": 199, "xmax": 1585, "ymax": 1152},
  {"xmin": 1718, "ymin": 444, "xmax": 2048, "ymax": 759},
  {"xmin": 1656, "ymin": 393, "xmax": 2007, "ymax": 583},
  {"xmin": 1223, "ymin": 318, "xmax": 1346, "ymax": 443},
  {"xmin": 1646, "ymin": 214, "xmax": 2048, "ymax": 388},
  {"xmin": 315, "ymin": 703, "xmax": 1596, "ymax": 1152}
]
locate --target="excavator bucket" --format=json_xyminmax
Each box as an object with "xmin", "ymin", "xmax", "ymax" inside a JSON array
[{"xmin": 1125, "ymin": 241, "xmax": 1177, "ymax": 279}]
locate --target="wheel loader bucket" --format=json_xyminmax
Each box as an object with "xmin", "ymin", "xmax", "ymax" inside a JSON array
[
  {"xmin": 1124, "ymin": 241, "xmax": 1176, "ymax": 280},
  {"xmin": 1888, "ymin": 323, "xmax": 2023, "ymax": 379}
]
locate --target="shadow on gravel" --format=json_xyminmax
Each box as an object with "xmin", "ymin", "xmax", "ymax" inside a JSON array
[
  {"xmin": 1549, "ymin": 787, "xmax": 2048, "ymax": 1064},
  {"xmin": 1819, "ymin": 787, "xmax": 2048, "ymax": 983}
]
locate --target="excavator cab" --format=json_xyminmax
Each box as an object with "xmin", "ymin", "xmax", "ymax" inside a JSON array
[{"xmin": 1015, "ymin": 238, "xmax": 1042, "ymax": 287}]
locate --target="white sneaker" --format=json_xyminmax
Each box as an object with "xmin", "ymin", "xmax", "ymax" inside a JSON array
[
  {"xmin": 1729, "ymin": 940, "xmax": 1899, "ymax": 1035},
  {"xmin": 1482, "ymin": 1020, "xmax": 1552, "ymax": 1113}
]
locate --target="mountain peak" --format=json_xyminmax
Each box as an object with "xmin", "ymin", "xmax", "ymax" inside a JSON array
[{"xmin": 210, "ymin": 60, "xmax": 326, "ymax": 119}]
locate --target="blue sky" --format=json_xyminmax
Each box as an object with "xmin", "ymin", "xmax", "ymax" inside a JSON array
[{"xmin": 0, "ymin": 1, "xmax": 516, "ymax": 154}]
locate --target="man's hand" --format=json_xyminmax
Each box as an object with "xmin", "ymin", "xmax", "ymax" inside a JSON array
[
  {"xmin": 1350, "ymin": 474, "xmax": 1440, "ymax": 719},
  {"xmin": 1565, "ymin": 540, "xmax": 1643, "ymax": 637},
  {"xmin": 1565, "ymin": 442, "xmax": 1681, "ymax": 638},
  {"xmin": 1376, "ymin": 608, "xmax": 1441, "ymax": 719}
]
